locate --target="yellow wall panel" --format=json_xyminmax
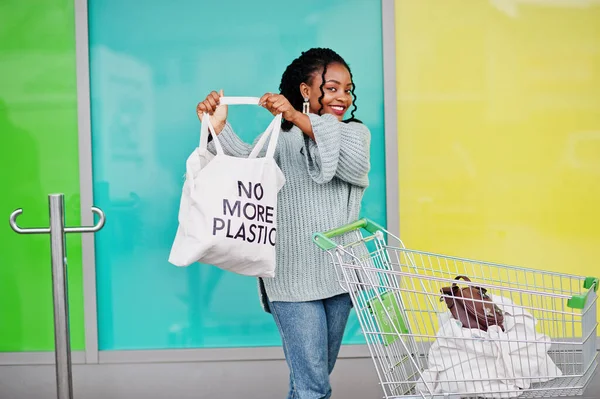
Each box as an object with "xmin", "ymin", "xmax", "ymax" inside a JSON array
[{"xmin": 394, "ymin": 1, "xmax": 600, "ymax": 327}]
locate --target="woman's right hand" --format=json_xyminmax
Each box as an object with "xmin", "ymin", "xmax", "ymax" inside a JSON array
[{"xmin": 196, "ymin": 90, "xmax": 227, "ymax": 134}]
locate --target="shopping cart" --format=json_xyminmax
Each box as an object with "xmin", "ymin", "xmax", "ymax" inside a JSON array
[{"xmin": 313, "ymin": 219, "xmax": 598, "ymax": 399}]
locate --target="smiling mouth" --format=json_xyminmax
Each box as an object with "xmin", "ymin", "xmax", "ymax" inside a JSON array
[{"xmin": 330, "ymin": 105, "xmax": 347, "ymax": 115}]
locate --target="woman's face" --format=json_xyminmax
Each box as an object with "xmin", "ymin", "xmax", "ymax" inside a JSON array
[{"xmin": 300, "ymin": 62, "xmax": 353, "ymax": 121}]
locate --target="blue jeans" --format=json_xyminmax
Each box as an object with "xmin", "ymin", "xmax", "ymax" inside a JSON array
[{"xmin": 268, "ymin": 294, "xmax": 353, "ymax": 399}]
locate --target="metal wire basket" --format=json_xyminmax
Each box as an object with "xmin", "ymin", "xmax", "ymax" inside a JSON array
[{"xmin": 313, "ymin": 219, "xmax": 598, "ymax": 399}]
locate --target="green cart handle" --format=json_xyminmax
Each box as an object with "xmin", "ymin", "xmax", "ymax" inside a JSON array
[
  {"xmin": 313, "ymin": 218, "xmax": 385, "ymax": 251},
  {"xmin": 567, "ymin": 277, "xmax": 599, "ymax": 309}
]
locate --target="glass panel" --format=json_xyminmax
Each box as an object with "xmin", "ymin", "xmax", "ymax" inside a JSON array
[
  {"xmin": 395, "ymin": 1, "xmax": 600, "ymax": 324},
  {"xmin": 89, "ymin": 0, "xmax": 387, "ymax": 350},
  {"xmin": 0, "ymin": 2, "xmax": 84, "ymax": 351}
]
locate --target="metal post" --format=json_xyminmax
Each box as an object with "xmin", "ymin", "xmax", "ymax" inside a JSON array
[
  {"xmin": 49, "ymin": 194, "xmax": 73, "ymax": 399},
  {"xmin": 9, "ymin": 194, "xmax": 105, "ymax": 399}
]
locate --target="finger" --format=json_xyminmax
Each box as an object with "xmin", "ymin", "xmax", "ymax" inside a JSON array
[
  {"xmin": 197, "ymin": 102, "xmax": 208, "ymax": 114},
  {"xmin": 272, "ymin": 99, "xmax": 286, "ymax": 109},
  {"xmin": 203, "ymin": 102, "xmax": 216, "ymax": 116},
  {"xmin": 266, "ymin": 97, "xmax": 280, "ymax": 110},
  {"xmin": 206, "ymin": 97, "xmax": 218, "ymax": 114},
  {"xmin": 269, "ymin": 100, "xmax": 282, "ymax": 112},
  {"xmin": 209, "ymin": 91, "xmax": 221, "ymax": 105},
  {"xmin": 261, "ymin": 101, "xmax": 274, "ymax": 111},
  {"xmin": 260, "ymin": 92, "xmax": 273, "ymax": 106}
]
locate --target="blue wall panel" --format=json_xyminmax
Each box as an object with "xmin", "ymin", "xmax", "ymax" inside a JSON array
[{"xmin": 89, "ymin": 0, "xmax": 386, "ymax": 350}]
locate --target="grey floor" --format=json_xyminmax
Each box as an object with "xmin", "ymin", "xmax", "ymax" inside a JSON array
[
  {"xmin": 0, "ymin": 356, "xmax": 597, "ymax": 398},
  {"xmin": 577, "ymin": 365, "xmax": 599, "ymax": 399},
  {"xmin": 506, "ymin": 364, "xmax": 599, "ymax": 399}
]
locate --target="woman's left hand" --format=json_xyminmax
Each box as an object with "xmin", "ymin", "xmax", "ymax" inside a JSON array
[{"xmin": 259, "ymin": 93, "xmax": 300, "ymax": 122}]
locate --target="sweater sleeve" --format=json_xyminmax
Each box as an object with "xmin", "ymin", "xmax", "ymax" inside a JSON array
[
  {"xmin": 207, "ymin": 122, "xmax": 278, "ymax": 158},
  {"xmin": 303, "ymin": 113, "xmax": 370, "ymax": 187}
]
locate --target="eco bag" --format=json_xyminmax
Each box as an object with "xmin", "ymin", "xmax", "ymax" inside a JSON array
[{"xmin": 169, "ymin": 97, "xmax": 285, "ymax": 277}]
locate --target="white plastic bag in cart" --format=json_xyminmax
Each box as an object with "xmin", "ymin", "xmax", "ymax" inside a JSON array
[
  {"xmin": 415, "ymin": 295, "xmax": 562, "ymax": 398},
  {"xmin": 169, "ymin": 97, "xmax": 285, "ymax": 277}
]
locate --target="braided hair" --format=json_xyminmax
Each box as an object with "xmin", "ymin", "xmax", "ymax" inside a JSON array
[{"xmin": 279, "ymin": 48, "xmax": 361, "ymax": 131}]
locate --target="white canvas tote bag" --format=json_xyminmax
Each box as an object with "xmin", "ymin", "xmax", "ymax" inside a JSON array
[{"xmin": 169, "ymin": 97, "xmax": 285, "ymax": 278}]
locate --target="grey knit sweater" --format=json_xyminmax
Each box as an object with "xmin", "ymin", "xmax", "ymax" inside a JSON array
[{"xmin": 208, "ymin": 113, "xmax": 370, "ymax": 304}]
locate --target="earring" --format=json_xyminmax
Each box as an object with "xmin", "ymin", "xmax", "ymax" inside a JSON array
[{"xmin": 302, "ymin": 97, "xmax": 310, "ymax": 114}]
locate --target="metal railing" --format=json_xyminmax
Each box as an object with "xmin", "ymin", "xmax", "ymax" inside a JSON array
[{"xmin": 9, "ymin": 193, "xmax": 105, "ymax": 399}]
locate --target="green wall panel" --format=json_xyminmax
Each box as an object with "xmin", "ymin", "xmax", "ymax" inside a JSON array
[{"xmin": 0, "ymin": 0, "xmax": 85, "ymax": 351}]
